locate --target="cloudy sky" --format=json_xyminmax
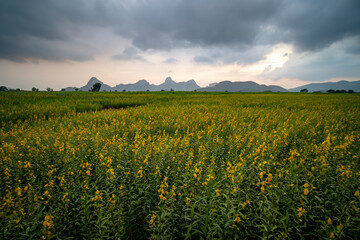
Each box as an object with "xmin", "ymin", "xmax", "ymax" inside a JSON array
[{"xmin": 0, "ymin": 0, "xmax": 359, "ymax": 90}]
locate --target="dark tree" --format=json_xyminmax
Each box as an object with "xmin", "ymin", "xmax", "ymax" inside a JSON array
[
  {"xmin": 91, "ymin": 83, "xmax": 101, "ymax": 92},
  {"xmin": 300, "ymin": 88, "xmax": 308, "ymax": 93},
  {"xmin": 32, "ymin": 87, "xmax": 39, "ymax": 92},
  {"xmin": 61, "ymin": 88, "xmax": 66, "ymax": 92},
  {"xmin": 348, "ymin": 89, "xmax": 354, "ymax": 93},
  {"xmin": 0, "ymin": 86, "xmax": 8, "ymax": 91},
  {"xmin": 75, "ymin": 88, "xmax": 79, "ymax": 91},
  {"xmin": 327, "ymin": 89, "xmax": 335, "ymax": 93}
]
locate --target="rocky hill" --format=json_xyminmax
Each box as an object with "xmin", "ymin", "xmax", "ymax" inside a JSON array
[{"xmin": 197, "ymin": 81, "xmax": 288, "ymax": 92}]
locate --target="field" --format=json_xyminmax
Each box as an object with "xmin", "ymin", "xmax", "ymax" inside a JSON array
[{"xmin": 1, "ymin": 91, "xmax": 360, "ymax": 239}]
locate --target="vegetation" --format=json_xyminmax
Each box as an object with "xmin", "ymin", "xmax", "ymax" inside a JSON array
[
  {"xmin": 91, "ymin": 83, "xmax": 102, "ymax": 92},
  {"xmin": 1, "ymin": 91, "xmax": 360, "ymax": 239}
]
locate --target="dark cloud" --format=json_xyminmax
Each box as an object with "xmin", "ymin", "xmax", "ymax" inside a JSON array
[
  {"xmin": 0, "ymin": 0, "xmax": 120, "ymax": 62},
  {"xmin": 0, "ymin": 0, "xmax": 359, "ymax": 65},
  {"xmin": 116, "ymin": 0, "xmax": 283, "ymax": 50},
  {"xmin": 112, "ymin": 47, "xmax": 146, "ymax": 62},
  {"xmin": 275, "ymin": 0, "xmax": 360, "ymax": 52}
]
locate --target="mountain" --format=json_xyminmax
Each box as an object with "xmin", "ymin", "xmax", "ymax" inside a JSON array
[
  {"xmin": 155, "ymin": 77, "xmax": 200, "ymax": 91},
  {"xmin": 114, "ymin": 79, "xmax": 155, "ymax": 91},
  {"xmin": 78, "ymin": 77, "xmax": 113, "ymax": 91},
  {"xmin": 289, "ymin": 80, "xmax": 360, "ymax": 92},
  {"xmin": 197, "ymin": 81, "xmax": 288, "ymax": 92},
  {"xmin": 66, "ymin": 76, "xmax": 201, "ymax": 92}
]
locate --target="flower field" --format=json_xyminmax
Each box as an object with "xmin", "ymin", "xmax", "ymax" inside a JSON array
[{"xmin": 1, "ymin": 92, "xmax": 360, "ymax": 239}]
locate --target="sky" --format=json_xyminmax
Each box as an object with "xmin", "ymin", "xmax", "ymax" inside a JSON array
[{"xmin": 0, "ymin": 0, "xmax": 359, "ymax": 90}]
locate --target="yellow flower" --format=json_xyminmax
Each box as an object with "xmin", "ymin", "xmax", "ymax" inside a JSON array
[
  {"xmin": 355, "ymin": 190, "xmax": 360, "ymax": 197},
  {"xmin": 327, "ymin": 217, "xmax": 332, "ymax": 225},
  {"xmin": 233, "ymin": 214, "xmax": 241, "ymax": 223},
  {"xmin": 330, "ymin": 232, "xmax": 335, "ymax": 238},
  {"xmin": 304, "ymin": 188, "xmax": 309, "ymax": 196},
  {"xmin": 43, "ymin": 215, "xmax": 53, "ymax": 229},
  {"xmin": 149, "ymin": 214, "xmax": 156, "ymax": 227},
  {"xmin": 260, "ymin": 186, "xmax": 265, "ymax": 192},
  {"xmin": 304, "ymin": 183, "xmax": 309, "ymax": 188}
]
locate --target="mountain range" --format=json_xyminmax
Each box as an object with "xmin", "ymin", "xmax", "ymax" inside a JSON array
[
  {"xmin": 65, "ymin": 77, "xmax": 200, "ymax": 92},
  {"xmin": 64, "ymin": 77, "xmax": 359, "ymax": 92},
  {"xmin": 288, "ymin": 80, "xmax": 360, "ymax": 92},
  {"xmin": 197, "ymin": 81, "xmax": 287, "ymax": 92}
]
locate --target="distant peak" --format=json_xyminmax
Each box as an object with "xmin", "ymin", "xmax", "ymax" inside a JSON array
[
  {"xmin": 137, "ymin": 79, "xmax": 149, "ymax": 83},
  {"xmin": 88, "ymin": 77, "xmax": 102, "ymax": 84},
  {"xmin": 165, "ymin": 77, "xmax": 174, "ymax": 83}
]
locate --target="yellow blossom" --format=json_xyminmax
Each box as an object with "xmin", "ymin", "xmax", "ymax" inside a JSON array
[{"xmin": 304, "ymin": 188, "xmax": 309, "ymax": 195}]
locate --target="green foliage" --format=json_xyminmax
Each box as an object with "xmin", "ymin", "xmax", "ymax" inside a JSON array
[{"xmin": 91, "ymin": 83, "xmax": 102, "ymax": 92}]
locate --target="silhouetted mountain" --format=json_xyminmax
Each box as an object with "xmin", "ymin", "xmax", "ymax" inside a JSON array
[
  {"xmin": 65, "ymin": 76, "xmax": 201, "ymax": 92},
  {"xmin": 197, "ymin": 81, "xmax": 287, "ymax": 92},
  {"xmin": 155, "ymin": 77, "xmax": 200, "ymax": 91},
  {"xmin": 289, "ymin": 80, "xmax": 360, "ymax": 92},
  {"xmin": 114, "ymin": 79, "xmax": 155, "ymax": 91},
  {"xmin": 78, "ymin": 77, "xmax": 113, "ymax": 91}
]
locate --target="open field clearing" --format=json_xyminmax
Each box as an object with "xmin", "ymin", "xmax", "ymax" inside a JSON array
[{"xmin": 1, "ymin": 92, "xmax": 360, "ymax": 239}]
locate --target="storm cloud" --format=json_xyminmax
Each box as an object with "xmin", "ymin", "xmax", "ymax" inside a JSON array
[{"xmin": 0, "ymin": 0, "xmax": 359, "ymax": 80}]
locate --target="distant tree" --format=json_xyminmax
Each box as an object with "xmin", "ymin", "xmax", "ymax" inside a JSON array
[
  {"xmin": 61, "ymin": 88, "xmax": 66, "ymax": 92},
  {"xmin": 161, "ymin": 89, "xmax": 165, "ymax": 91},
  {"xmin": 146, "ymin": 89, "xmax": 150, "ymax": 92},
  {"xmin": 114, "ymin": 90, "xmax": 118, "ymax": 92},
  {"xmin": 170, "ymin": 88, "xmax": 174, "ymax": 91},
  {"xmin": 335, "ymin": 90, "xmax": 346, "ymax": 93},
  {"xmin": 300, "ymin": 88, "xmax": 308, "ymax": 93},
  {"xmin": 75, "ymin": 88, "xmax": 79, "ymax": 91},
  {"xmin": 46, "ymin": 88, "xmax": 53, "ymax": 92},
  {"xmin": 348, "ymin": 89, "xmax": 354, "ymax": 93},
  {"xmin": 32, "ymin": 87, "xmax": 39, "ymax": 92},
  {"xmin": 194, "ymin": 89, "xmax": 197, "ymax": 92},
  {"xmin": 327, "ymin": 89, "xmax": 335, "ymax": 93},
  {"xmin": 16, "ymin": 88, "xmax": 21, "ymax": 91},
  {"xmin": 0, "ymin": 86, "xmax": 8, "ymax": 91},
  {"xmin": 122, "ymin": 89, "xmax": 126, "ymax": 92},
  {"xmin": 91, "ymin": 83, "xmax": 101, "ymax": 92}
]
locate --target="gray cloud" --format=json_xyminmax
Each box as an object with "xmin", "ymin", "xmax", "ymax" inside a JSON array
[
  {"xmin": 0, "ymin": 0, "xmax": 359, "ymax": 67},
  {"xmin": 262, "ymin": 37, "xmax": 360, "ymax": 81},
  {"xmin": 193, "ymin": 45, "xmax": 269, "ymax": 65},
  {"xmin": 0, "ymin": 0, "xmax": 120, "ymax": 62},
  {"xmin": 163, "ymin": 57, "xmax": 180, "ymax": 64},
  {"xmin": 116, "ymin": 0, "xmax": 283, "ymax": 51},
  {"xmin": 112, "ymin": 47, "xmax": 146, "ymax": 62},
  {"xmin": 275, "ymin": 0, "xmax": 360, "ymax": 52}
]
